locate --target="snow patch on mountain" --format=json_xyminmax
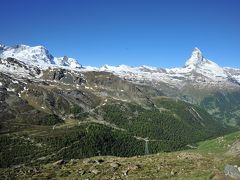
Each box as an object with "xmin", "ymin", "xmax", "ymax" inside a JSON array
[
  {"xmin": 0, "ymin": 58, "xmax": 41, "ymax": 79},
  {"xmin": 196, "ymin": 60, "xmax": 227, "ymax": 78},
  {"xmin": 224, "ymin": 67, "xmax": 240, "ymax": 83}
]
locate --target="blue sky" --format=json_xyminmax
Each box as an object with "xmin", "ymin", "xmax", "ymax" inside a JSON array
[{"xmin": 1, "ymin": 0, "xmax": 240, "ymax": 68}]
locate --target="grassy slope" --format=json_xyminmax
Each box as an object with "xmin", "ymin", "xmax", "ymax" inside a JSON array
[{"xmin": 196, "ymin": 130, "xmax": 240, "ymax": 154}]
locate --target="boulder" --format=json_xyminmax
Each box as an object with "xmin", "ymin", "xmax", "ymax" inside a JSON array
[
  {"xmin": 226, "ymin": 140, "xmax": 240, "ymax": 156},
  {"xmin": 127, "ymin": 164, "xmax": 140, "ymax": 171},
  {"xmin": 171, "ymin": 169, "xmax": 178, "ymax": 176},
  {"xmin": 90, "ymin": 168, "xmax": 100, "ymax": 175},
  {"xmin": 224, "ymin": 164, "xmax": 240, "ymax": 179},
  {"xmin": 211, "ymin": 173, "xmax": 227, "ymax": 180},
  {"xmin": 110, "ymin": 162, "xmax": 121, "ymax": 168}
]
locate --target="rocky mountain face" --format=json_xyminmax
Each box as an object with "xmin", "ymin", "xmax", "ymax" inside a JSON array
[{"xmin": 0, "ymin": 44, "xmax": 239, "ymax": 172}]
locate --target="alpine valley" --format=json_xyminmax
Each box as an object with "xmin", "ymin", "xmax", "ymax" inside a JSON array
[{"xmin": 1, "ymin": 44, "xmax": 240, "ymax": 179}]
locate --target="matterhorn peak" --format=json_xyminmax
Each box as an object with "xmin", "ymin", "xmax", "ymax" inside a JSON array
[{"xmin": 185, "ymin": 47, "xmax": 204, "ymax": 67}]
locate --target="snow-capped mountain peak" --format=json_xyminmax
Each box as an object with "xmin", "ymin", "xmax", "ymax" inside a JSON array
[
  {"xmin": 185, "ymin": 47, "xmax": 204, "ymax": 67},
  {"xmin": 0, "ymin": 44, "xmax": 81, "ymax": 69}
]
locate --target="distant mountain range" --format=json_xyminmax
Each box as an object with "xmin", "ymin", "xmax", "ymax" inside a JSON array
[{"xmin": 1, "ymin": 44, "xmax": 239, "ymax": 89}]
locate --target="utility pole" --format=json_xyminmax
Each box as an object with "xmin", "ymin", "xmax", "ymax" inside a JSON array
[{"xmin": 145, "ymin": 137, "xmax": 149, "ymax": 155}]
